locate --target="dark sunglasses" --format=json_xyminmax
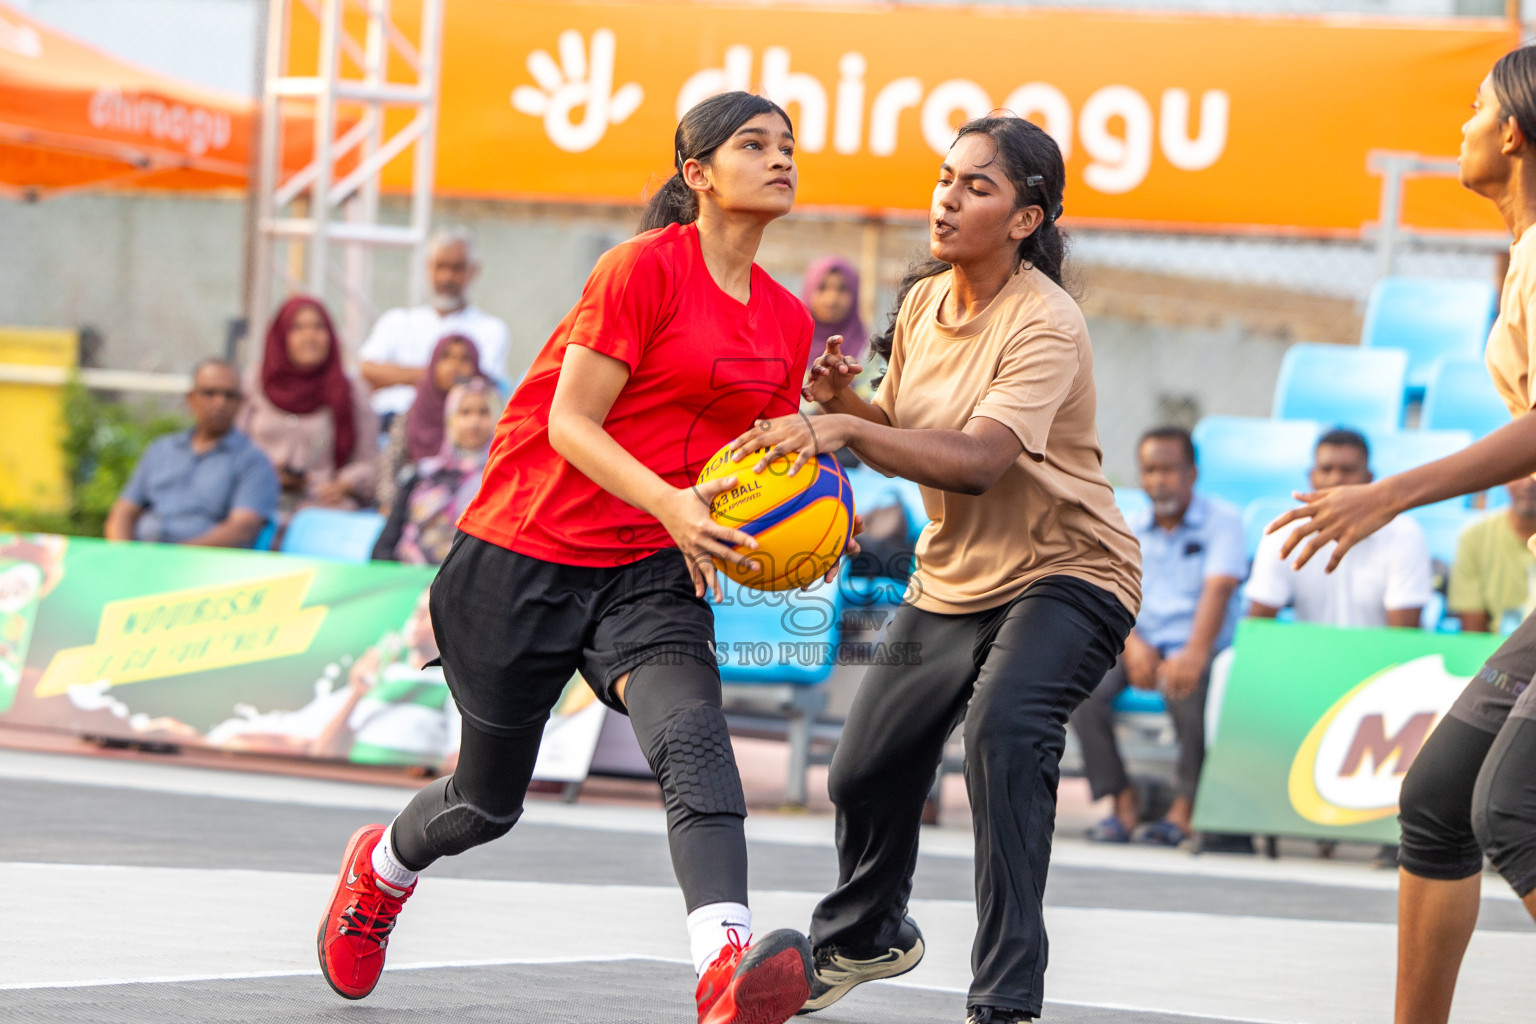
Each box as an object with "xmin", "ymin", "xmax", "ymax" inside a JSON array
[{"xmin": 195, "ymin": 387, "xmax": 242, "ymax": 401}]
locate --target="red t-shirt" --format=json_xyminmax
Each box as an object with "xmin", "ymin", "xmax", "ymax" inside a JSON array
[{"xmin": 457, "ymin": 223, "xmax": 814, "ymax": 565}]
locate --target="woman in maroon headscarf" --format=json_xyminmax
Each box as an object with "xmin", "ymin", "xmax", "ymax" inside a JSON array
[
  {"xmin": 801, "ymin": 256, "xmax": 868, "ymax": 376},
  {"xmin": 377, "ymin": 334, "xmax": 481, "ymax": 516},
  {"xmin": 238, "ymin": 296, "xmax": 380, "ymax": 517}
]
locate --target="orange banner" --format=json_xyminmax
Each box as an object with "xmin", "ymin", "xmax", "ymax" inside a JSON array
[
  {"xmin": 0, "ymin": 0, "xmax": 318, "ymax": 197},
  {"xmin": 295, "ymin": 1, "xmax": 1516, "ymax": 235}
]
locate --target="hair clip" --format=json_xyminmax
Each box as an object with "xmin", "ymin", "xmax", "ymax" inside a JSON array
[
  {"xmin": 1025, "ymin": 174, "xmax": 1044, "ymax": 187},
  {"xmin": 676, "ymin": 149, "xmax": 685, "ymax": 169}
]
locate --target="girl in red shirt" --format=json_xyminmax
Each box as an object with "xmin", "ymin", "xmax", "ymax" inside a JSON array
[{"xmin": 316, "ymin": 92, "xmax": 820, "ymax": 1024}]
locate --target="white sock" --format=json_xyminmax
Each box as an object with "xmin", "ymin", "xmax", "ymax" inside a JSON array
[
  {"xmin": 688, "ymin": 902, "xmax": 752, "ymax": 975},
  {"xmin": 370, "ymin": 821, "xmax": 419, "ymax": 894}
]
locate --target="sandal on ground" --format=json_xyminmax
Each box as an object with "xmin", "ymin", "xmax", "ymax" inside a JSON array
[
  {"xmin": 1083, "ymin": 816, "xmax": 1132, "ymax": 843},
  {"xmin": 1136, "ymin": 820, "xmax": 1188, "ymax": 847}
]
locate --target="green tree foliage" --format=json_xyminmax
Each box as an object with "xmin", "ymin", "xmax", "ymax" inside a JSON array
[{"xmin": 0, "ymin": 380, "xmax": 185, "ymax": 537}]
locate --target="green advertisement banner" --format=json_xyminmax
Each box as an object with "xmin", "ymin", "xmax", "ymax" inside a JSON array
[
  {"xmin": 0, "ymin": 533, "xmax": 605, "ymax": 778},
  {"xmin": 1193, "ymin": 619, "xmax": 1502, "ymax": 844}
]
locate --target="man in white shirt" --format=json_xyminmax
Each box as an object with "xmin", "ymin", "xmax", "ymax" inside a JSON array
[
  {"xmin": 359, "ymin": 227, "xmax": 511, "ymax": 422},
  {"xmin": 1249, "ymin": 428, "xmax": 1432, "ymax": 628}
]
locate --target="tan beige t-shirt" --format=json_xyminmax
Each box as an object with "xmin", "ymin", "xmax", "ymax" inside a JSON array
[
  {"xmin": 1484, "ymin": 225, "xmax": 1536, "ymax": 554},
  {"xmin": 871, "ymin": 265, "xmax": 1142, "ymax": 616},
  {"xmin": 1486, "ymin": 225, "xmax": 1536, "ymax": 421}
]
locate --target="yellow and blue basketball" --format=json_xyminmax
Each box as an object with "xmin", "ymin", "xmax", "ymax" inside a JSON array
[{"xmin": 697, "ymin": 442, "xmax": 855, "ymax": 591}]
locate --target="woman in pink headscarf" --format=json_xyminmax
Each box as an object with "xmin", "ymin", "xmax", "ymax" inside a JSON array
[
  {"xmin": 377, "ymin": 334, "xmax": 481, "ymax": 515},
  {"xmin": 372, "ymin": 377, "xmax": 500, "ymax": 565},
  {"xmin": 800, "ymin": 256, "xmax": 868, "ymax": 375},
  {"xmin": 239, "ymin": 296, "xmax": 379, "ymax": 517}
]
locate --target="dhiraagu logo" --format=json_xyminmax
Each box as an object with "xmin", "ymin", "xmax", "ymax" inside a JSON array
[{"xmin": 1288, "ymin": 655, "xmax": 1468, "ymax": 826}]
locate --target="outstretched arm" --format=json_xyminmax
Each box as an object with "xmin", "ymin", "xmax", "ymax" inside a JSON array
[{"xmin": 1271, "ymin": 411, "xmax": 1536, "ymax": 571}]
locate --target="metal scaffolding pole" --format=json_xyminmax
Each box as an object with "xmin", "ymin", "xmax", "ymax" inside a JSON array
[{"xmin": 246, "ymin": 0, "xmax": 444, "ymax": 361}]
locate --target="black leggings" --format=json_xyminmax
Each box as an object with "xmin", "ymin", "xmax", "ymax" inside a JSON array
[
  {"xmin": 392, "ymin": 656, "xmax": 749, "ymax": 911},
  {"xmin": 1398, "ymin": 611, "xmax": 1536, "ymax": 897},
  {"xmin": 809, "ymin": 576, "xmax": 1133, "ymax": 1016}
]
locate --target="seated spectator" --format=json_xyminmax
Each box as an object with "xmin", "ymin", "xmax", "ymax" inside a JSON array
[
  {"xmin": 372, "ymin": 378, "xmax": 499, "ymax": 565},
  {"xmin": 377, "ymin": 333, "xmax": 481, "ymax": 516},
  {"xmin": 238, "ymin": 296, "xmax": 380, "ymax": 520},
  {"xmin": 1449, "ymin": 476, "xmax": 1536, "ymax": 633},
  {"xmin": 359, "ymin": 227, "xmax": 511, "ymax": 424},
  {"xmin": 1248, "ymin": 428, "xmax": 1432, "ymax": 628},
  {"xmin": 801, "ymin": 255, "xmax": 867, "ymax": 376},
  {"xmin": 105, "ymin": 358, "xmax": 278, "ymax": 548},
  {"xmin": 1071, "ymin": 426, "xmax": 1245, "ymax": 847},
  {"xmin": 1250, "ymin": 427, "xmax": 1431, "ymax": 867}
]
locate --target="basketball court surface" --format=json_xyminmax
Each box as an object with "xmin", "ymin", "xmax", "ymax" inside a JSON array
[{"xmin": 1, "ymin": 748, "xmax": 1531, "ymax": 1023}]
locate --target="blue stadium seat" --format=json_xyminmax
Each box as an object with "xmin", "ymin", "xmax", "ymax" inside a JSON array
[
  {"xmin": 714, "ymin": 579, "xmax": 844, "ymax": 806},
  {"xmin": 1242, "ymin": 496, "xmax": 1297, "ymax": 561},
  {"xmin": 279, "ymin": 508, "xmax": 387, "ymax": 563},
  {"xmin": 251, "ymin": 520, "xmax": 277, "ymax": 552},
  {"xmin": 713, "ymin": 580, "xmax": 843, "ymax": 687},
  {"xmin": 1191, "ymin": 416, "xmax": 1319, "ymax": 512},
  {"xmin": 1421, "ymin": 357, "xmax": 1510, "ymax": 440},
  {"xmin": 1272, "ymin": 343, "xmax": 1408, "ymax": 433},
  {"xmin": 1113, "ymin": 688, "xmax": 1167, "ymax": 714},
  {"xmin": 1114, "ymin": 487, "xmax": 1151, "ymax": 524},
  {"xmin": 1365, "ymin": 429, "xmax": 1473, "ymax": 514},
  {"xmin": 1405, "ymin": 505, "xmax": 1482, "ymax": 570},
  {"xmin": 1361, "ymin": 276, "xmax": 1498, "ymax": 393}
]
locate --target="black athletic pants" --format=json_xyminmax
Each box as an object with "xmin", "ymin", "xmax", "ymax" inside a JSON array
[
  {"xmin": 1398, "ymin": 609, "xmax": 1536, "ymax": 897},
  {"xmin": 388, "ymin": 534, "xmax": 749, "ymax": 912},
  {"xmin": 809, "ymin": 576, "xmax": 1133, "ymax": 1017},
  {"xmin": 1071, "ymin": 652, "xmax": 1210, "ymax": 804}
]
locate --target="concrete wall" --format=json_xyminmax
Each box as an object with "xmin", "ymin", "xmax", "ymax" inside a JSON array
[{"xmin": 0, "ymin": 192, "xmax": 248, "ymax": 372}]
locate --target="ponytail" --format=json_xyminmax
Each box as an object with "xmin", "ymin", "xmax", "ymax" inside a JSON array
[
  {"xmin": 640, "ymin": 173, "xmax": 699, "ymax": 232},
  {"xmin": 637, "ymin": 91, "xmax": 794, "ymax": 234}
]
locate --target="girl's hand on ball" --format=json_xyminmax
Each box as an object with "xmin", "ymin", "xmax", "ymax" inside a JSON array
[
  {"xmin": 802, "ymin": 335, "xmax": 863, "ymax": 404},
  {"xmin": 658, "ymin": 479, "xmax": 759, "ymax": 602},
  {"xmin": 729, "ymin": 413, "xmax": 850, "ymax": 476}
]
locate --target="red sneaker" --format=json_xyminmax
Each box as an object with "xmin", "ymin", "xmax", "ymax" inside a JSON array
[
  {"xmin": 316, "ymin": 824, "xmax": 415, "ymax": 1000},
  {"xmin": 697, "ymin": 928, "xmax": 813, "ymax": 1024}
]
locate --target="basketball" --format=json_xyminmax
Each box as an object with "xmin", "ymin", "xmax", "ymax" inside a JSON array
[{"xmin": 696, "ymin": 442, "xmax": 856, "ymax": 591}]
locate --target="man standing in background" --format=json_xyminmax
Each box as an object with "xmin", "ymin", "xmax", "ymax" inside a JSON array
[{"xmin": 360, "ymin": 227, "xmax": 511, "ymax": 425}]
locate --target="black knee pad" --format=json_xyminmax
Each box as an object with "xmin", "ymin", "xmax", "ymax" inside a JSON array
[
  {"xmin": 1397, "ymin": 717, "xmax": 1487, "ymax": 881},
  {"xmin": 662, "ymin": 703, "xmax": 747, "ymax": 817},
  {"xmin": 423, "ymin": 793, "xmax": 522, "ymax": 857}
]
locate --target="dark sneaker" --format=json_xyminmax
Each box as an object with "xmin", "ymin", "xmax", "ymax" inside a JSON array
[
  {"xmin": 966, "ymin": 1005, "xmax": 1033, "ymax": 1023},
  {"xmin": 316, "ymin": 824, "xmax": 414, "ymax": 1000},
  {"xmin": 798, "ymin": 916, "xmax": 924, "ymax": 1014},
  {"xmin": 699, "ymin": 928, "xmax": 813, "ymax": 1024}
]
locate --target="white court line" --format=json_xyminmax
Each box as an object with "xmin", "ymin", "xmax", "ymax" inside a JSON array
[
  {"xmin": 4, "ymin": 864, "xmax": 1532, "ymax": 1023},
  {"xmin": 0, "ymin": 747, "xmax": 1520, "ymax": 901},
  {"xmin": 0, "ymin": 954, "xmax": 689, "ymax": 992},
  {"xmin": 0, "ymin": 952, "xmax": 1294, "ymax": 1024}
]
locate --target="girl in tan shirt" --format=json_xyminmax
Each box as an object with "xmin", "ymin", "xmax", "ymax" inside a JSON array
[
  {"xmin": 737, "ymin": 115, "xmax": 1140, "ymax": 1024},
  {"xmin": 1273, "ymin": 45, "xmax": 1536, "ymax": 1024}
]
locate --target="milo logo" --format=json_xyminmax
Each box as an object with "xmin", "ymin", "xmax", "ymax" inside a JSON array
[
  {"xmin": 1287, "ymin": 655, "xmax": 1466, "ymax": 826},
  {"xmin": 0, "ymin": 562, "xmax": 42, "ymax": 614}
]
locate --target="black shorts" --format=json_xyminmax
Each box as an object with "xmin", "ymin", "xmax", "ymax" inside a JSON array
[
  {"xmin": 428, "ymin": 532, "xmax": 718, "ymax": 735},
  {"xmin": 1448, "ymin": 609, "xmax": 1536, "ymax": 734}
]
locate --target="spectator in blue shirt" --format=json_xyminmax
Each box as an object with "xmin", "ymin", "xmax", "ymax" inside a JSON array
[
  {"xmin": 105, "ymin": 358, "xmax": 280, "ymax": 548},
  {"xmin": 1071, "ymin": 426, "xmax": 1246, "ymax": 846}
]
